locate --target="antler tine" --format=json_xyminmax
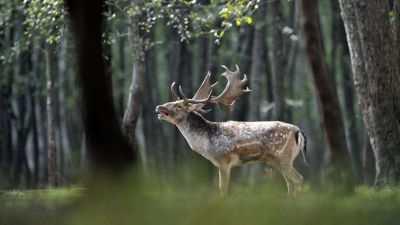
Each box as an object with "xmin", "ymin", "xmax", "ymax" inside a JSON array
[
  {"xmin": 193, "ymin": 72, "xmax": 219, "ymax": 100},
  {"xmin": 178, "ymin": 85, "xmax": 189, "ymax": 102},
  {"xmin": 171, "ymin": 82, "xmax": 179, "ymax": 100},
  {"xmin": 210, "ymin": 65, "xmax": 251, "ymax": 109},
  {"xmin": 183, "ymin": 87, "xmax": 213, "ymax": 104},
  {"xmin": 179, "ymin": 85, "xmax": 213, "ymax": 104}
]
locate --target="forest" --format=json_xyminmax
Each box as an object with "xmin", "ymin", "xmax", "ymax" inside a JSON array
[{"xmin": 0, "ymin": 0, "xmax": 400, "ymax": 224}]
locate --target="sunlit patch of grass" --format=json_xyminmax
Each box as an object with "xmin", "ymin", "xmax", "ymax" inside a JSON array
[{"xmin": 0, "ymin": 187, "xmax": 83, "ymax": 209}]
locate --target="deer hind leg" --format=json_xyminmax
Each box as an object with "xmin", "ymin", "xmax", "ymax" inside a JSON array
[
  {"xmin": 281, "ymin": 170, "xmax": 294, "ymax": 196},
  {"xmin": 281, "ymin": 166, "xmax": 303, "ymax": 196},
  {"xmin": 218, "ymin": 165, "xmax": 231, "ymax": 196}
]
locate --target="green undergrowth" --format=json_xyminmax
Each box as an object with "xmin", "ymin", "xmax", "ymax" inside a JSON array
[{"xmin": 1, "ymin": 175, "xmax": 400, "ymax": 225}]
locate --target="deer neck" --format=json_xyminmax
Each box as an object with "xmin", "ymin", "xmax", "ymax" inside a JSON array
[{"xmin": 176, "ymin": 111, "xmax": 218, "ymax": 159}]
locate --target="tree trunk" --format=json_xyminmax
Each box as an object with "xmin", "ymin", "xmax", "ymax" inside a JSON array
[
  {"xmin": 122, "ymin": 0, "xmax": 145, "ymax": 150},
  {"xmin": 300, "ymin": 0, "xmax": 352, "ymax": 184},
  {"xmin": 284, "ymin": 0, "xmax": 300, "ymax": 122},
  {"xmin": 338, "ymin": 16, "xmax": 362, "ymax": 182},
  {"xmin": 45, "ymin": 44, "xmax": 59, "ymax": 187},
  {"xmin": 143, "ymin": 34, "xmax": 161, "ymax": 165},
  {"xmin": 207, "ymin": 36, "xmax": 220, "ymax": 122},
  {"xmin": 338, "ymin": 0, "xmax": 400, "ymax": 186},
  {"xmin": 362, "ymin": 132, "xmax": 375, "ymax": 186},
  {"xmin": 393, "ymin": 1, "xmax": 400, "ymax": 123},
  {"xmin": 248, "ymin": 4, "xmax": 266, "ymax": 121},
  {"xmin": 12, "ymin": 20, "xmax": 32, "ymax": 187},
  {"xmin": 30, "ymin": 43, "xmax": 41, "ymax": 187},
  {"xmin": 234, "ymin": 27, "xmax": 253, "ymax": 121},
  {"xmin": 271, "ymin": 0, "xmax": 285, "ymax": 121},
  {"xmin": 0, "ymin": 25, "xmax": 13, "ymax": 184},
  {"xmin": 65, "ymin": 0, "xmax": 136, "ymax": 175},
  {"xmin": 57, "ymin": 34, "xmax": 71, "ymax": 182},
  {"xmin": 117, "ymin": 37, "xmax": 126, "ymax": 117}
]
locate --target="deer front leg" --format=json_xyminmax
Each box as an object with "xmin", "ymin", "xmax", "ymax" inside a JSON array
[{"xmin": 218, "ymin": 165, "xmax": 231, "ymax": 196}]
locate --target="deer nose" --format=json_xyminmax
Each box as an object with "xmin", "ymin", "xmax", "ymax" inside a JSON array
[{"xmin": 155, "ymin": 105, "xmax": 164, "ymax": 113}]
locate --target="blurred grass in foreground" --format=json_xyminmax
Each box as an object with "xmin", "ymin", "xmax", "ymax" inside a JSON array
[{"xmin": 1, "ymin": 174, "xmax": 400, "ymax": 225}]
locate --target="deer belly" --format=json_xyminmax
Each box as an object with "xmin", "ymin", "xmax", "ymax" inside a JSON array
[{"xmin": 221, "ymin": 142, "xmax": 267, "ymax": 166}]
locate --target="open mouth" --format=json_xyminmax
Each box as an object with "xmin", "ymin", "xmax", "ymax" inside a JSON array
[{"xmin": 156, "ymin": 106, "xmax": 169, "ymax": 119}]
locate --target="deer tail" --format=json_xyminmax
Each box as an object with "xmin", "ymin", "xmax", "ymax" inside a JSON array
[{"xmin": 296, "ymin": 129, "xmax": 308, "ymax": 166}]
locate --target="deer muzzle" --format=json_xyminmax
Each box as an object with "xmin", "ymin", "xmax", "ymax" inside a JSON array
[{"xmin": 155, "ymin": 105, "xmax": 169, "ymax": 119}]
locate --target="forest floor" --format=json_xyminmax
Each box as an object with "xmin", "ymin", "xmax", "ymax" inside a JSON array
[{"xmin": 1, "ymin": 178, "xmax": 400, "ymax": 225}]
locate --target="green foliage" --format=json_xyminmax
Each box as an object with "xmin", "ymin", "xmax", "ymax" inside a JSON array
[
  {"xmin": 23, "ymin": 0, "xmax": 65, "ymax": 45},
  {"xmin": 109, "ymin": 0, "xmax": 259, "ymax": 45}
]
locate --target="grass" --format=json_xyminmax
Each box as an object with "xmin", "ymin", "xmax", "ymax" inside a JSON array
[{"xmin": 1, "ymin": 175, "xmax": 400, "ymax": 225}]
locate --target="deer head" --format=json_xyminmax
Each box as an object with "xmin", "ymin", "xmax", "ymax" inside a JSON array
[{"xmin": 156, "ymin": 65, "xmax": 251, "ymax": 125}]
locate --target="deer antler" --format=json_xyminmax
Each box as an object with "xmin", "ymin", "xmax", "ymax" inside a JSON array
[
  {"xmin": 170, "ymin": 65, "xmax": 250, "ymax": 112},
  {"xmin": 179, "ymin": 85, "xmax": 212, "ymax": 104},
  {"xmin": 171, "ymin": 82, "xmax": 179, "ymax": 100},
  {"xmin": 192, "ymin": 72, "xmax": 219, "ymax": 100},
  {"xmin": 210, "ymin": 65, "xmax": 251, "ymax": 108}
]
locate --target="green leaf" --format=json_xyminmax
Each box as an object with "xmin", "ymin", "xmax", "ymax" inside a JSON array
[
  {"xmin": 235, "ymin": 18, "xmax": 242, "ymax": 26},
  {"xmin": 244, "ymin": 16, "xmax": 252, "ymax": 24}
]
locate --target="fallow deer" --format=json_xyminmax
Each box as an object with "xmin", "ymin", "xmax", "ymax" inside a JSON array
[{"xmin": 155, "ymin": 65, "xmax": 307, "ymax": 196}]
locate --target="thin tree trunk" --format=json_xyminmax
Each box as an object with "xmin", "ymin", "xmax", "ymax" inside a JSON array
[
  {"xmin": 122, "ymin": 0, "xmax": 144, "ymax": 144},
  {"xmin": 13, "ymin": 94, "xmax": 32, "ymax": 187},
  {"xmin": 329, "ymin": 0, "xmax": 340, "ymax": 91},
  {"xmin": 143, "ymin": 40, "xmax": 159, "ymax": 164},
  {"xmin": 207, "ymin": 37, "xmax": 220, "ymax": 122},
  {"xmin": 57, "ymin": 34, "xmax": 71, "ymax": 182},
  {"xmin": 39, "ymin": 92, "xmax": 48, "ymax": 184},
  {"xmin": 30, "ymin": 43, "xmax": 41, "ymax": 187},
  {"xmin": 338, "ymin": 0, "xmax": 400, "ymax": 186},
  {"xmin": 271, "ymin": 0, "xmax": 285, "ymax": 121},
  {"xmin": 12, "ymin": 20, "xmax": 32, "ymax": 186},
  {"xmin": 235, "ymin": 27, "xmax": 253, "ymax": 121},
  {"xmin": 117, "ymin": 37, "xmax": 126, "ymax": 117},
  {"xmin": 300, "ymin": 0, "xmax": 352, "ymax": 184},
  {"xmin": 248, "ymin": 4, "xmax": 266, "ymax": 121},
  {"xmin": 46, "ymin": 44, "xmax": 59, "ymax": 187},
  {"xmin": 284, "ymin": 0, "xmax": 300, "ymax": 122}
]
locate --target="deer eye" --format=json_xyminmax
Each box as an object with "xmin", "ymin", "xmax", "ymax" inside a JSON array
[{"xmin": 176, "ymin": 105, "xmax": 182, "ymax": 109}]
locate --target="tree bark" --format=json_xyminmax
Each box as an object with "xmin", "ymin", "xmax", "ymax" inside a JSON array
[
  {"xmin": 143, "ymin": 32, "xmax": 162, "ymax": 164},
  {"xmin": 45, "ymin": 44, "xmax": 59, "ymax": 187},
  {"xmin": 122, "ymin": 0, "xmax": 145, "ymax": 150},
  {"xmin": 338, "ymin": 0, "xmax": 400, "ymax": 186},
  {"xmin": 248, "ymin": 4, "xmax": 266, "ymax": 121},
  {"xmin": 0, "ymin": 24, "xmax": 14, "ymax": 184},
  {"xmin": 65, "ymin": 0, "xmax": 136, "ymax": 175},
  {"xmin": 234, "ymin": 26, "xmax": 253, "ymax": 121},
  {"xmin": 362, "ymin": 132, "xmax": 375, "ymax": 186},
  {"xmin": 338, "ymin": 17, "xmax": 362, "ymax": 182},
  {"xmin": 117, "ymin": 37, "xmax": 126, "ymax": 117},
  {"xmin": 393, "ymin": 1, "xmax": 400, "ymax": 123},
  {"xmin": 271, "ymin": 0, "xmax": 285, "ymax": 121},
  {"xmin": 30, "ymin": 43, "xmax": 41, "ymax": 187},
  {"xmin": 300, "ymin": 0, "xmax": 352, "ymax": 183}
]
